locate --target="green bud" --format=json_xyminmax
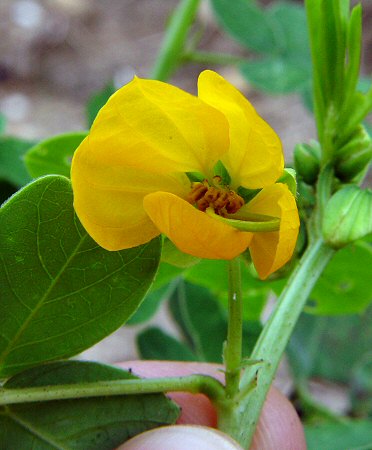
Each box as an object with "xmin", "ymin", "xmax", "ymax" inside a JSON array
[
  {"xmin": 323, "ymin": 186, "xmax": 372, "ymax": 248},
  {"xmin": 294, "ymin": 141, "xmax": 321, "ymax": 185},
  {"xmin": 335, "ymin": 125, "xmax": 372, "ymax": 182}
]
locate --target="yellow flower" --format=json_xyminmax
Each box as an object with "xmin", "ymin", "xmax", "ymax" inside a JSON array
[{"xmin": 71, "ymin": 70, "xmax": 299, "ymax": 279}]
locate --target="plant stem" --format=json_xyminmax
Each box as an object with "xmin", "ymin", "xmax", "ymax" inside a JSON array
[
  {"xmin": 224, "ymin": 257, "xmax": 243, "ymax": 399},
  {"xmin": 151, "ymin": 0, "xmax": 200, "ymax": 81},
  {"xmin": 232, "ymin": 238, "xmax": 334, "ymax": 448},
  {"xmin": 0, "ymin": 374, "xmax": 224, "ymax": 406},
  {"xmin": 182, "ymin": 50, "xmax": 245, "ymax": 66}
]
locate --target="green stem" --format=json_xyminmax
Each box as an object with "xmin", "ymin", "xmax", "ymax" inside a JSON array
[
  {"xmin": 227, "ymin": 239, "xmax": 334, "ymax": 448},
  {"xmin": 0, "ymin": 374, "xmax": 225, "ymax": 406},
  {"xmin": 151, "ymin": 0, "xmax": 200, "ymax": 81},
  {"xmin": 182, "ymin": 50, "xmax": 245, "ymax": 66},
  {"xmin": 224, "ymin": 257, "xmax": 243, "ymax": 399},
  {"xmin": 216, "ymin": 258, "xmax": 244, "ymax": 441}
]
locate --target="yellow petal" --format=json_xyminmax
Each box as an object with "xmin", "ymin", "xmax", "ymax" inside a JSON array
[
  {"xmin": 89, "ymin": 76, "xmax": 229, "ymax": 178},
  {"xmin": 143, "ymin": 192, "xmax": 253, "ymax": 260},
  {"xmin": 71, "ymin": 136, "xmax": 190, "ymax": 250},
  {"xmin": 240, "ymin": 183, "xmax": 299, "ymax": 279},
  {"xmin": 198, "ymin": 70, "xmax": 284, "ymax": 189}
]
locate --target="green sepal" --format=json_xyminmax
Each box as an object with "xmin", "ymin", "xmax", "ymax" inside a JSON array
[
  {"xmin": 161, "ymin": 237, "xmax": 201, "ymax": 268},
  {"xmin": 294, "ymin": 141, "xmax": 321, "ymax": 185},
  {"xmin": 237, "ymin": 186, "xmax": 261, "ymax": 203},
  {"xmin": 276, "ymin": 168, "xmax": 297, "ymax": 196},
  {"xmin": 213, "ymin": 160, "xmax": 231, "ymax": 185},
  {"xmin": 322, "ymin": 185, "xmax": 372, "ymax": 248},
  {"xmin": 207, "ymin": 208, "xmax": 280, "ymax": 232},
  {"xmin": 334, "ymin": 125, "xmax": 372, "ymax": 182}
]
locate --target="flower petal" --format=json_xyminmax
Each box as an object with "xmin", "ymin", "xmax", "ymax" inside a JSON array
[
  {"xmin": 143, "ymin": 192, "xmax": 253, "ymax": 260},
  {"xmin": 89, "ymin": 76, "xmax": 229, "ymax": 178},
  {"xmin": 198, "ymin": 70, "xmax": 284, "ymax": 189},
  {"xmin": 240, "ymin": 183, "xmax": 299, "ymax": 279},
  {"xmin": 71, "ymin": 136, "xmax": 191, "ymax": 250}
]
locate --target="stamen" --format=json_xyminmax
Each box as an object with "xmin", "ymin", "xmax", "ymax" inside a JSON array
[{"xmin": 188, "ymin": 180, "xmax": 245, "ymax": 216}]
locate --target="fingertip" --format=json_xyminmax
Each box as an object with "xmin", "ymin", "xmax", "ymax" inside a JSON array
[
  {"xmin": 252, "ymin": 387, "xmax": 307, "ymax": 450},
  {"xmin": 117, "ymin": 425, "xmax": 243, "ymax": 450}
]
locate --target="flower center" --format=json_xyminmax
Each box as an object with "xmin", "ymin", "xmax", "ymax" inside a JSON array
[{"xmin": 187, "ymin": 176, "xmax": 244, "ymax": 217}]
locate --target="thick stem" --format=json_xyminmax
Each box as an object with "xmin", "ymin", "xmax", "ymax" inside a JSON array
[
  {"xmin": 151, "ymin": 0, "xmax": 200, "ymax": 81},
  {"xmin": 0, "ymin": 374, "xmax": 225, "ymax": 406},
  {"xmin": 225, "ymin": 239, "xmax": 334, "ymax": 448}
]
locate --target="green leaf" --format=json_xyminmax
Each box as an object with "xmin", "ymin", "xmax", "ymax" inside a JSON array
[
  {"xmin": 0, "ymin": 360, "xmax": 179, "ymax": 449},
  {"xmin": 185, "ymin": 259, "xmax": 270, "ymax": 322},
  {"xmin": 169, "ymin": 281, "xmax": 261, "ymax": 362},
  {"xmin": 210, "ymin": 0, "xmax": 277, "ymax": 53},
  {"xmin": 0, "ymin": 175, "xmax": 161, "ymax": 377},
  {"xmin": 240, "ymin": 56, "xmax": 311, "ymax": 93},
  {"xmin": 288, "ymin": 305, "xmax": 372, "ymax": 383},
  {"xmin": 308, "ymin": 242, "xmax": 372, "ymax": 315},
  {"xmin": 0, "ymin": 113, "xmax": 6, "ymax": 134},
  {"xmin": 305, "ymin": 420, "xmax": 372, "ymax": 450},
  {"xmin": 127, "ymin": 283, "xmax": 175, "ymax": 325},
  {"xmin": 0, "ymin": 136, "xmax": 35, "ymax": 187},
  {"xmin": 137, "ymin": 327, "xmax": 196, "ymax": 361},
  {"xmin": 151, "ymin": 262, "xmax": 185, "ymax": 291},
  {"xmin": 351, "ymin": 354, "xmax": 372, "ymax": 417},
  {"xmin": 268, "ymin": 1, "xmax": 310, "ymax": 58},
  {"xmin": 86, "ymin": 83, "xmax": 116, "ymax": 128},
  {"xmin": 24, "ymin": 132, "xmax": 87, "ymax": 179}
]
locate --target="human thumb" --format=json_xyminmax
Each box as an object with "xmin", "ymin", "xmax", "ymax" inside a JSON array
[{"xmin": 118, "ymin": 425, "xmax": 244, "ymax": 450}]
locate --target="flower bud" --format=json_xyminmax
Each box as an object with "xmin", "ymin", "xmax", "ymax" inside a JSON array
[
  {"xmin": 322, "ymin": 186, "xmax": 372, "ymax": 248},
  {"xmin": 294, "ymin": 141, "xmax": 321, "ymax": 185},
  {"xmin": 335, "ymin": 125, "xmax": 372, "ymax": 182}
]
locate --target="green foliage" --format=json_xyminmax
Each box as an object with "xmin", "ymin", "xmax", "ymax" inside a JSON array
[
  {"xmin": 25, "ymin": 132, "xmax": 87, "ymax": 179},
  {"xmin": 305, "ymin": 420, "xmax": 372, "ymax": 450},
  {"xmin": 210, "ymin": 0, "xmax": 277, "ymax": 54},
  {"xmin": 0, "ymin": 136, "xmax": 35, "ymax": 187},
  {"xmin": 306, "ymin": 0, "xmax": 372, "ymax": 167},
  {"xmin": 211, "ymin": 0, "xmax": 311, "ymax": 94},
  {"xmin": 185, "ymin": 259, "xmax": 271, "ymax": 322},
  {"xmin": 138, "ymin": 327, "xmax": 196, "ymax": 361},
  {"xmin": 138, "ymin": 281, "xmax": 261, "ymax": 363},
  {"xmin": 288, "ymin": 305, "xmax": 372, "ymax": 384},
  {"xmin": 0, "ymin": 361, "xmax": 179, "ymax": 449},
  {"xmin": 127, "ymin": 283, "xmax": 175, "ymax": 325},
  {"xmin": 173, "ymin": 281, "xmax": 261, "ymax": 361},
  {"xmin": 0, "ymin": 175, "xmax": 161, "ymax": 377},
  {"xmin": 0, "ymin": 114, "xmax": 6, "ymax": 134},
  {"xmin": 351, "ymin": 354, "xmax": 372, "ymax": 417},
  {"xmin": 308, "ymin": 242, "xmax": 372, "ymax": 315}
]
